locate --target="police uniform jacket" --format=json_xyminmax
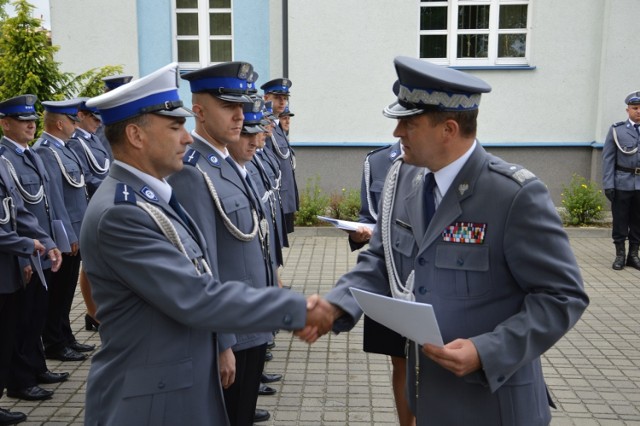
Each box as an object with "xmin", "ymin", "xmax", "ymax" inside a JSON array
[
  {"xmin": 168, "ymin": 134, "xmax": 274, "ymax": 352},
  {"xmin": 266, "ymin": 124, "xmax": 298, "ymax": 215},
  {"xmin": 325, "ymin": 144, "xmax": 589, "ymax": 425},
  {"xmin": 602, "ymin": 120, "xmax": 640, "ymax": 191},
  {"xmin": 94, "ymin": 126, "xmax": 114, "ymax": 162},
  {"xmin": 33, "ymin": 133, "xmax": 93, "ymax": 242},
  {"xmin": 0, "ymin": 161, "xmax": 55, "ymax": 293},
  {"xmin": 81, "ymin": 163, "xmax": 307, "ymax": 426},
  {"xmin": 255, "ymin": 147, "xmax": 287, "ymax": 248},
  {"xmin": 67, "ymin": 128, "xmax": 111, "ymax": 187},
  {"xmin": 1, "ymin": 139, "xmax": 75, "ymax": 263},
  {"xmin": 350, "ymin": 141, "xmax": 402, "ymax": 251}
]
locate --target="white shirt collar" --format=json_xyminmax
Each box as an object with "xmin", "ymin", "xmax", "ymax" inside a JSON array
[
  {"xmin": 4, "ymin": 137, "xmax": 26, "ymax": 152},
  {"xmin": 192, "ymin": 130, "xmax": 228, "ymax": 159},
  {"xmin": 114, "ymin": 160, "xmax": 173, "ymax": 203},
  {"xmin": 430, "ymin": 140, "xmax": 477, "ymax": 204},
  {"xmin": 42, "ymin": 131, "xmax": 66, "ymax": 146}
]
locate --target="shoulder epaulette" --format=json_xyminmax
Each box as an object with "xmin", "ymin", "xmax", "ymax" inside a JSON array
[
  {"xmin": 366, "ymin": 144, "xmax": 393, "ymax": 158},
  {"xmin": 183, "ymin": 149, "xmax": 200, "ymax": 166},
  {"xmin": 612, "ymin": 121, "xmax": 626, "ymax": 128},
  {"xmin": 114, "ymin": 183, "xmax": 137, "ymax": 204},
  {"xmin": 40, "ymin": 139, "xmax": 50, "ymax": 146},
  {"xmin": 488, "ymin": 160, "xmax": 537, "ymax": 186}
]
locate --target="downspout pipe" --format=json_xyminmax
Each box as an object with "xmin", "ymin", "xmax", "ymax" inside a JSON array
[{"xmin": 282, "ymin": 0, "xmax": 289, "ymax": 77}]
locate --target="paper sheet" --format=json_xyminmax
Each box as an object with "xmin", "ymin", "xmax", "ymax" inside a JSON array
[
  {"xmin": 350, "ymin": 287, "xmax": 443, "ymax": 347},
  {"xmin": 316, "ymin": 215, "xmax": 375, "ymax": 232},
  {"xmin": 30, "ymin": 253, "xmax": 48, "ymax": 290},
  {"xmin": 52, "ymin": 219, "xmax": 71, "ymax": 253}
]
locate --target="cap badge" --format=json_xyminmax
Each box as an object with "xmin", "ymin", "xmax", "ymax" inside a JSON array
[{"xmin": 238, "ymin": 63, "xmax": 251, "ymax": 79}]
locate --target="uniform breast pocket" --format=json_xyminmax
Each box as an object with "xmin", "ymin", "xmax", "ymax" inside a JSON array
[
  {"xmin": 64, "ymin": 163, "xmax": 81, "ymax": 180},
  {"xmin": 220, "ymin": 193, "xmax": 254, "ymax": 232},
  {"xmin": 434, "ymin": 244, "xmax": 490, "ymax": 298},
  {"xmin": 391, "ymin": 223, "xmax": 418, "ymax": 275},
  {"xmin": 19, "ymin": 173, "xmax": 41, "ymax": 192}
]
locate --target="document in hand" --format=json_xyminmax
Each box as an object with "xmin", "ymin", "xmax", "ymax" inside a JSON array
[
  {"xmin": 349, "ymin": 287, "xmax": 444, "ymax": 347},
  {"xmin": 316, "ymin": 215, "xmax": 375, "ymax": 232}
]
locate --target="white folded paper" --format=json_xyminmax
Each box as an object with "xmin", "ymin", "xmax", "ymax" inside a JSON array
[
  {"xmin": 316, "ymin": 215, "xmax": 375, "ymax": 232},
  {"xmin": 350, "ymin": 287, "xmax": 443, "ymax": 347},
  {"xmin": 52, "ymin": 219, "xmax": 72, "ymax": 253}
]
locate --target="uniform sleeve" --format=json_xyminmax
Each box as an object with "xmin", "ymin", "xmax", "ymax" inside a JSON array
[
  {"xmin": 602, "ymin": 126, "xmax": 616, "ymax": 190},
  {"xmin": 470, "ymin": 179, "xmax": 589, "ymax": 392}
]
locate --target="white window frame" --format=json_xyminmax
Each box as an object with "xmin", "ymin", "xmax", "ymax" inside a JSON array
[
  {"xmin": 172, "ymin": 0, "xmax": 234, "ymax": 70},
  {"xmin": 419, "ymin": 0, "xmax": 532, "ymax": 67}
]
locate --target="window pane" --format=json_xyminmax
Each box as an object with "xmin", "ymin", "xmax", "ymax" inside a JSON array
[
  {"xmin": 420, "ymin": 35, "xmax": 447, "ymax": 58},
  {"xmin": 498, "ymin": 34, "xmax": 526, "ymax": 57},
  {"xmin": 177, "ymin": 0, "xmax": 197, "ymax": 8},
  {"xmin": 177, "ymin": 13, "xmax": 198, "ymax": 36},
  {"xmin": 457, "ymin": 34, "xmax": 488, "ymax": 58},
  {"xmin": 210, "ymin": 40, "xmax": 232, "ymax": 62},
  {"xmin": 178, "ymin": 40, "xmax": 199, "ymax": 62},
  {"xmin": 210, "ymin": 0, "xmax": 230, "ymax": 8},
  {"xmin": 458, "ymin": 5, "xmax": 489, "ymax": 29},
  {"xmin": 499, "ymin": 5, "xmax": 528, "ymax": 29},
  {"xmin": 420, "ymin": 6, "xmax": 447, "ymax": 30},
  {"xmin": 209, "ymin": 13, "xmax": 231, "ymax": 36}
]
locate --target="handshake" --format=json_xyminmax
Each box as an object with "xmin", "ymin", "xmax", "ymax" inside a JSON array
[{"xmin": 294, "ymin": 295, "xmax": 343, "ymax": 344}]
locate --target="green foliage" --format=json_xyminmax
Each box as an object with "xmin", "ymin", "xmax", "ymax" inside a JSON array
[
  {"xmin": 560, "ymin": 174, "xmax": 606, "ymax": 226},
  {"xmin": 328, "ymin": 187, "xmax": 360, "ymax": 221},
  {"xmin": 294, "ymin": 176, "xmax": 329, "ymax": 226}
]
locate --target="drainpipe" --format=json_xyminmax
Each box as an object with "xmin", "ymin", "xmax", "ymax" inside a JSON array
[{"xmin": 282, "ymin": 0, "xmax": 289, "ymax": 77}]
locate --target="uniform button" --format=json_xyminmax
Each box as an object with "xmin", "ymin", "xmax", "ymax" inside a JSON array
[
  {"xmin": 457, "ymin": 257, "xmax": 464, "ymax": 266},
  {"xmin": 497, "ymin": 376, "xmax": 505, "ymax": 383},
  {"xmin": 158, "ymin": 381, "xmax": 166, "ymax": 389},
  {"xmin": 418, "ymin": 287, "xmax": 427, "ymax": 295},
  {"xmin": 418, "ymin": 257, "xmax": 426, "ymax": 266},
  {"xmin": 283, "ymin": 314, "xmax": 292, "ymax": 325}
]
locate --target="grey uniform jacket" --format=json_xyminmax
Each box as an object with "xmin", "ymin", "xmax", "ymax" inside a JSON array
[
  {"xmin": 67, "ymin": 129, "xmax": 111, "ymax": 194},
  {"xmin": 0, "ymin": 161, "xmax": 55, "ymax": 293},
  {"xmin": 325, "ymin": 144, "xmax": 589, "ymax": 426},
  {"xmin": 80, "ymin": 163, "xmax": 307, "ymax": 426},
  {"xmin": 33, "ymin": 133, "xmax": 92, "ymax": 242},
  {"xmin": 602, "ymin": 120, "xmax": 640, "ymax": 191},
  {"xmin": 168, "ymin": 136, "xmax": 274, "ymax": 352},
  {"xmin": 1, "ymin": 140, "xmax": 74, "ymax": 265},
  {"xmin": 266, "ymin": 125, "xmax": 298, "ymax": 215}
]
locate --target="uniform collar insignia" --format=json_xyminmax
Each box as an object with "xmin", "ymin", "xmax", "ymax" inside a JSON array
[
  {"xmin": 458, "ymin": 183, "xmax": 469, "ymax": 195},
  {"xmin": 207, "ymin": 154, "xmax": 221, "ymax": 168},
  {"xmin": 140, "ymin": 185, "xmax": 159, "ymax": 202}
]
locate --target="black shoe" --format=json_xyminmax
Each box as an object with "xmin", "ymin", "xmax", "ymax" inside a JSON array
[
  {"xmin": 69, "ymin": 341, "xmax": 95, "ymax": 352},
  {"xmin": 261, "ymin": 372, "xmax": 282, "ymax": 383},
  {"xmin": 264, "ymin": 351, "xmax": 273, "ymax": 362},
  {"xmin": 0, "ymin": 407, "xmax": 26, "ymax": 425},
  {"xmin": 7, "ymin": 386, "xmax": 53, "ymax": 401},
  {"xmin": 37, "ymin": 370, "xmax": 69, "ymax": 384},
  {"xmin": 267, "ymin": 341, "xmax": 276, "ymax": 349},
  {"xmin": 254, "ymin": 409, "xmax": 270, "ymax": 423},
  {"xmin": 258, "ymin": 383, "xmax": 277, "ymax": 396},
  {"xmin": 45, "ymin": 346, "xmax": 87, "ymax": 362},
  {"xmin": 85, "ymin": 314, "xmax": 100, "ymax": 331}
]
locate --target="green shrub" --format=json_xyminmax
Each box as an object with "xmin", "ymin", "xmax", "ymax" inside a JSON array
[
  {"xmin": 560, "ymin": 174, "xmax": 606, "ymax": 226},
  {"xmin": 328, "ymin": 187, "xmax": 360, "ymax": 221},
  {"xmin": 294, "ymin": 176, "xmax": 329, "ymax": 226}
]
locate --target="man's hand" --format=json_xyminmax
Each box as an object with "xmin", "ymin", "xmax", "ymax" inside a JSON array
[
  {"xmin": 348, "ymin": 226, "xmax": 373, "ymax": 244},
  {"xmin": 33, "ymin": 239, "xmax": 46, "ymax": 256},
  {"xmin": 218, "ymin": 348, "xmax": 236, "ymax": 389},
  {"xmin": 48, "ymin": 248, "xmax": 62, "ymax": 272},
  {"xmin": 23, "ymin": 265, "xmax": 33, "ymax": 283},
  {"xmin": 422, "ymin": 338, "xmax": 482, "ymax": 377},
  {"xmin": 605, "ymin": 189, "xmax": 615, "ymax": 202},
  {"xmin": 295, "ymin": 295, "xmax": 343, "ymax": 344},
  {"xmin": 69, "ymin": 242, "xmax": 79, "ymax": 256}
]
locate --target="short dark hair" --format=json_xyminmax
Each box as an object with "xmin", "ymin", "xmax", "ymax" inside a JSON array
[
  {"xmin": 104, "ymin": 114, "xmax": 149, "ymax": 147},
  {"xmin": 422, "ymin": 106, "xmax": 478, "ymax": 137}
]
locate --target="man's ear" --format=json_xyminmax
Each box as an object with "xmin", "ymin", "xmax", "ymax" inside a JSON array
[{"xmin": 124, "ymin": 122, "xmax": 145, "ymax": 149}]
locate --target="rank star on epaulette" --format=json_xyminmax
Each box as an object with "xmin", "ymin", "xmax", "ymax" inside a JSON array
[
  {"xmin": 442, "ymin": 222, "xmax": 487, "ymax": 244},
  {"xmin": 114, "ymin": 183, "xmax": 136, "ymax": 204}
]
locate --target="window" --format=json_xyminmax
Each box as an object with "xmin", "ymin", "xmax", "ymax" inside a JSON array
[
  {"xmin": 419, "ymin": 0, "xmax": 530, "ymax": 67},
  {"xmin": 174, "ymin": 0, "xmax": 233, "ymax": 69}
]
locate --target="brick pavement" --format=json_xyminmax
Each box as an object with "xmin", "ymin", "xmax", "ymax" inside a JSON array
[{"xmin": 4, "ymin": 228, "xmax": 640, "ymax": 425}]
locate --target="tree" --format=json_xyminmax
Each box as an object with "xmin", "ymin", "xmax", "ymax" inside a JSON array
[{"xmin": 0, "ymin": 0, "xmax": 122, "ymax": 108}]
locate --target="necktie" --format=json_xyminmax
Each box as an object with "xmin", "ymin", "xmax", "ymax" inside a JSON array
[
  {"xmin": 168, "ymin": 191, "xmax": 191, "ymax": 226},
  {"xmin": 424, "ymin": 172, "xmax": 437, "ymax": 225},
  {"xmin": 634, "ymin": 123, "xmax": 640, "ymax": 135}
]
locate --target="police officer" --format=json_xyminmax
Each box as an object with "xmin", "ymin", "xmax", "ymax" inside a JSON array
[
  {"xmin": 602, "ymin": 90, "xmax": 640, "ymax": 270},
  {"xmin": 33, "ymin": 99, "xmax": 98, "ymax": 362},
  {"xmin": 303, "ymin": 57, "xmax": 589, "ymax": 425},
  {"xmin": 278, "ymin": 105, "xmax": 294, "ymax": 136},
  {"xmin": 261, "ymin": 79, "xmax": 298, "ymax": 236},
  {"xmin": 94, "ymin": 75, "xmax": 133, "ymax": 161},
  {"xmin": 0, "ymin": 95, "xmax": 69, "ymax": 401},
  {"xmin": 169, "ymin": 62, "xmax": 276, "ymax": 425}
]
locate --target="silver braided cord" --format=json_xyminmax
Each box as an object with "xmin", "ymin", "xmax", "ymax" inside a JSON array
[
  {"xmin": 137, "ymin": 201, "xmax": 211, "ymax": 276},
  {"xmin": 78, "ymin": 136, "xmax": 110, "ymax": 174},
  {"xmin": 195, "ymin": 164, "xmax": 259, "ymax": 242},
  {"xmin": 1, "ymin": 156, "xmax": 44, "ymax": 204},
  {"xmin": 0, "ymin": 196, "xmax": 13, "ymax": 226},
  {"xmin": 612, "ymin": 127, "xmax": 638, "ymax": 155},
  {"xmin": 363, "ymin": 156, "xmax": 378, "ymax": 222},
  {"xmin": 269, "ymin": 134, "xmax": 290, "ymax": 160},
  {"xmin": 380, "ymin": 159, "xmax": 415, "ymax": 302},
  {"xmin": 47, "ymin": 147, "xmax": 85, "ymax": 188}
]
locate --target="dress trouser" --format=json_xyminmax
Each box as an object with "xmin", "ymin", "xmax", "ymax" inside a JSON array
[
  {"xmin": 612, "ymin": 190, "xmax": 640, "ymax": 243},
  {"xmin": 43, "ymin": 253, "xmax": 81, "ymax": 352},
  {"xmin": 8, "ymin": 270, "xmax": 51, "ymax": 390},
  {"xmin": 223, "ymin": 343, "xmax": 268, "ymax": 426},
  {"xmin": 0, "ymin": 291, "xmax": 19, "ymax": 399}
]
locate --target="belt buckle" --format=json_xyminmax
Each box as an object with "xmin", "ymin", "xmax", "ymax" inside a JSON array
[{"xmin": 635, "ymin": 168, "xmax": 640, "ymax": 175}]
